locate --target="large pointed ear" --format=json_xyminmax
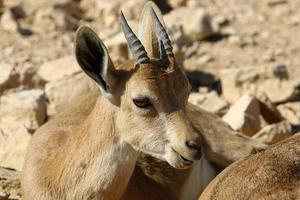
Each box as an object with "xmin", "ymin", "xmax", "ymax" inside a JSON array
[
  {"xmin": 138, "ymin": 2, "xmax": 166, "ymax": 59},
  {"xmin": 75, "ymin": 26, "xmax": 120, "ymax": 105}
]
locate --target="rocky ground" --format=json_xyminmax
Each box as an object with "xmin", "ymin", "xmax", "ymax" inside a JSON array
[{"xmin": 0, "ymin": 0, "xmax": 300, "ymax": 199}]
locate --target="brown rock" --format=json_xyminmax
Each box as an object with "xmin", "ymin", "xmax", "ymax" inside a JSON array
[{"xmin": 223, "ymin": 93, "xmax": 261, "ymax": 136}]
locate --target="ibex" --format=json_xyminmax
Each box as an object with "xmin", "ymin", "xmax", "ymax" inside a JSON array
[
  {"xmin": 22, "ymin": 2, "xmax": 266, "ymax": 200},
  {"xmin": 199, "ymin": 133, "xmax": 300, "ymax": 200}
]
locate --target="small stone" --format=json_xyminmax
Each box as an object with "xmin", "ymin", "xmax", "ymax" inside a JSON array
[
  {"xmin": 223, "ymin": 93, "xmax": 261, "ymax": 136},
  {"xmin": 38, "ymin": 55, "xmax": 81, "ymax": 82},
  {"xmin": 0, "ymin": 9, "xmax": 18, "ymax": 32},
  {"xmin": 188, "ymin": 93, "xmax": 206, "ymax": 106},
  {"xmin": 252, "ymin": 120, "xmax": 292, "ymax": 145}
]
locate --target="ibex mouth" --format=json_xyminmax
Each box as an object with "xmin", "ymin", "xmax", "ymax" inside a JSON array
[
  {"xmin": 172, "ymin": 148, "xmax": 194, "ymax": 166},
  {"xmin": 179, "ymin": 154, "xmax": 193, "ymax": 166}
]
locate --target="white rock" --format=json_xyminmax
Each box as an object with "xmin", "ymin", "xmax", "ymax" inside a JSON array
[
  {"xmin": 223, "ymin": 93, "xmax": 261, "ymax": 136},
  {"xmin": 38, "ymin": 55, "xmax": 81, "ymax": 82},
  {"xmin": 252, "ymin": 120, "xmax": 292, "ymax": 145},
  {"xmin": 0, "ymin": 89, "xmax": 46, "ymax": 170},
  {"xmin": 45, "ymin": 72, "xmax": 97, "ymax": 116}
]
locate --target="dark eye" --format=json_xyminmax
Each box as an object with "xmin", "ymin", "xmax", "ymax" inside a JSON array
[{"xmin": 133, "ymin": 97, "xmax": 151, "ymax": 108}]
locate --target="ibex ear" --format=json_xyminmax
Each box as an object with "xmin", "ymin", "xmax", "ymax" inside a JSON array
[
  {"xmin": 75, "ymin": 26, "xmax": 120, "ymax": 105},
  {"xmin": 138, "ymin": 2, "xmax": 165, "ymax": 59}
]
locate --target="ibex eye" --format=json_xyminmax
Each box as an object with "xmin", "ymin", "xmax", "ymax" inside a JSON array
[{"xmin": 133, "ymin": 97, "xmax": 151, "ymax": 108}]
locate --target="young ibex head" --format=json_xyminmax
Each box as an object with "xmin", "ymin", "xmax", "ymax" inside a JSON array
[{"xmin": 75, "ymin": 3, "xmax": 202, "ymax": 169}]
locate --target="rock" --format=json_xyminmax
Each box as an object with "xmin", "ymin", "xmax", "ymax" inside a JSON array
[
  {"xmin": 0, "ymin": 63, "xmax": 18, "ymax": 95},
  {"xmin": 0, "ymin": 167, "xmax": 21, "ymax": 199},
  {"xmin": 277, "ymin": 102, "xmax": 300, "ymax": 124},
  {"xmin": 105, "ymin": 32, "xmax": 129, "ymax": 59},
  {"xmin": 38, "ymin": 55, "xmax": 81, "ymax": 82},
  {"xmin": 164, "ymin": 7, "xmax": 214, "ymax": 41},
  {"xmin": 182, "ymin": 8, "xmax": 213, "ymax": 40},
  {"xmin": 252, "ymin": 120, "xmax": 293, "ymax": 145},
  {"xmin": 255, "ymin": 91, "xmax": 284, "ymax": 123},
  {"xmin": 258, "ymin": 79, "xmax": 300, "ymax": 104},
  {"xmin": 45, "ymin": 72, "xmax": 97, "ymax": 116},
  {"xmin": 223, "ymin": 93, "xmax": 261, "ymax": 136},
  {"xmin": 0, "ymin": 9, "xmax": 18, "ymax": 32},
  {"xmin": 220, "ymin": 64, "xmax": 290, "ymax": 103},
  {"xmin": 189, "ymin": 91, "xmax": 228, "ymax": 115},
  {"xmin": 32, "ymin": 7, "xmax": 57, "ymax": 34},
  {"xmin": 0, "ymin": 89, "xmax": 46, "ymax": 170}
]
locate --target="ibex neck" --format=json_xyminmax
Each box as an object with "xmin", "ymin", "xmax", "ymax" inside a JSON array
[{"xmin": 71, "ymin": 96, "xmax": 139, "ymax": 199}]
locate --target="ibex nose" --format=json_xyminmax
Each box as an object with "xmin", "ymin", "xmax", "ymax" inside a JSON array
[{"xmin": 186, "ymin": 140, "xmax": 201, "ymax": 159}]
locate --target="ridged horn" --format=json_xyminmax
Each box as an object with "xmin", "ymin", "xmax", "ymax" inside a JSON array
[
  {"xmin": 120, "ymin": 11, "xmax": 149, "ymax": 64},
  {"xmin": 150, "ymin": 8, "xmax": 173, "ymax": 57}
]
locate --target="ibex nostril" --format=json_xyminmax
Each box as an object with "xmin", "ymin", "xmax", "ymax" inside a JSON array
[{"xmin": 186, "ymin": 141, "xmax": 201, "ymax": 153}]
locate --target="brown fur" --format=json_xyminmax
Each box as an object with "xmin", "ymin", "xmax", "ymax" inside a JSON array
[{"xmin": 199, "ymin": 134, "xmax": 300, "ymax": 200}]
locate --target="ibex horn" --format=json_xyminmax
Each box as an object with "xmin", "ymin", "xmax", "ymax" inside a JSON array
[
  {"xmin": 120, "ymin": 11, "xmax": 149, "ymax": 64},
  {"xmin": 150, "ymin": 8, "xmax": 173, "ymax": 57}
]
